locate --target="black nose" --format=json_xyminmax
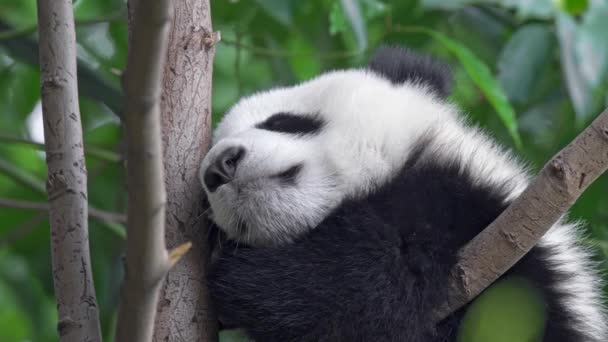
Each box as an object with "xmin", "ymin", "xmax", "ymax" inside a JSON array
[{"xmin": 204, "ymin": 146, "xmax": 246, "ymax": 192}]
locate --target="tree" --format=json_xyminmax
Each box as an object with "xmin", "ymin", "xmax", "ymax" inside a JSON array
[{"xmin": 1, "ymin": 1, "xmax": 607, "ymax": 341}]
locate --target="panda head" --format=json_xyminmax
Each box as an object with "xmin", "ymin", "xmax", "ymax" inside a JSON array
[{"xmin": 200, "ymin": 46, "xmax": 453, "ymax": 246}]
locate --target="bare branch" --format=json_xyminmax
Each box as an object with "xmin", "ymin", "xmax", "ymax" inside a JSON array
[
  {"xmin": 114, "ymin": 0, "xmax": 176, "ymax": 341},
  {"xmin": 0, "ymin": 133, "xmax": 122, "ymax": 163},
  {"xmin": 151, "ymin": 0, "xmax": 218, "ymax": 340},
  {"xmin": 0, "ymin": 157, "xmax": 46, "ymax": 194},
  {"xmin": 438, "ymin": 109, "xmax": 608, "ymax": 321},
  {"xmin": 35, "ymin": 0, "xmax": 102, "ymax": 340},
  {"xmin": 0, "ymin": 197, "xmax": 127, "ymax": 224}
]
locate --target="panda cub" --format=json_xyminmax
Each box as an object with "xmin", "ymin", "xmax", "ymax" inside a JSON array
[{"xmin": 199, "ymin": 47, "xmax": 606, "ymax": 341}]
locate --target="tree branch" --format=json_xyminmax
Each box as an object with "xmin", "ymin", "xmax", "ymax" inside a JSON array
[
  {"xmin": 35, "ymin": 0, "xmax": 102, "ymax": 341},
  {"xmin": 0, "ymin": 133, "xmax": 121, "ymax": 163},
  {"xmin": 0, "ymin": 197, "xmax": 127, "ymax": 224},
  {"xmin": 438, "ymin": 109, "xmax": 608, "ymax": 321},
  {"xmin": 0, "ymin": 157, "xmax": 46, "ymax": 194},
  {"xmin": 151, "ymin": 1, "xmax": 219, "ymax": 340},
  {"xmin": 114, "ymin": 0, "xmax": 175, "ymax": 341}
]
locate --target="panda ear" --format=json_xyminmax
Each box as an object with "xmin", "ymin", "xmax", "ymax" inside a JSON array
[{"xmin": 368, "ymin": 46, "xmax": 452, "ymax": 98}]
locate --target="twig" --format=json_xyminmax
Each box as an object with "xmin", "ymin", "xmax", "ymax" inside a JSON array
[
  {"xmin": 0, "ymin": 197, "xmax": 127, "ymax": 224},
  {"xmin": 36, "ymin": 0, "xmax": 102, "ymax": 340},
  {"xmin": 0, "ymin": 157, "xmax": 46, "ymax": 194},
  {"xmin": 0, "ymin": 133, "xmax": 122, "ymax": 163},
  {"xmin": 221, "ymin": 38, "xmax": 362, "ymax": 60},
  {"xmin": 437, "ymin": 109, "xmax": 608, "ymax": 321},
  {"xmin": 114, "ymin": 0, "xmax": 176, "ymax": 340},
  {"xmin": 0, "ymin": 156, "xmax": 126, "ymax": 238}
]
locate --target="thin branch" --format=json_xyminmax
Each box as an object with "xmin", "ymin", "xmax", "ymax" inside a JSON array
[
  {"xmin": 0, "ymin": 156, "xmax": 126, "ymax": 238},
  {"xmin": 114, "ymin": 0, "xmax": 175, "ymax": 340},
  {"xmin": 0, "ymin": 157, "xmax": 46, "ymax": 194},
  {"xmin": 0, "ymin": 197, "xmax": 127, "ymax": 224},
  {"xmin": 0, "ymin": 133, "xmax": 122, "ymax": 163},
  {"xmin": 221, "ymin": 38, "xmax": 362, "ymax": 60},
  {"xmin": 36, "ymin": 0, "xmax": 102, "ymax": 340},
  {"xmin": 438, "ymin": 109, "xmax": 608, "ymax": 321}
]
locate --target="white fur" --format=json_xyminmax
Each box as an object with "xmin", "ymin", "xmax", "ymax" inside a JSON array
[
  {"xmin": 200, "ymin": 69, "xmax": 606, "ymax": 339},
  {"xmin": 201, "ymin": 69, "xmax": 454, "ymax": 245}
]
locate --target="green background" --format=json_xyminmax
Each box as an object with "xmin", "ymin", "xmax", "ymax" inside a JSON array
[{"xmin": 0, "ymin": 0, "xmax": 606, "ymax": 340}]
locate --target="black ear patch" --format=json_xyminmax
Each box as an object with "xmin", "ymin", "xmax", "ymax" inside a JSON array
[{"xmin": 368, "ymin": 46, "xmax": 452, "ymax": 98}]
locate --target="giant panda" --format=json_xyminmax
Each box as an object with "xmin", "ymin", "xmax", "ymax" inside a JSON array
[{"xmin": 199, "ymin": 46, "xmax": 606, "ymax": 341}]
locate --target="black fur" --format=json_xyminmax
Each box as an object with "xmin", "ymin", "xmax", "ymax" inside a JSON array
[
  {"xmin": 208, "ymin": 137, "xmax": 587, "ymax": 341},
  {"xmin": 369, "ymin": 46, "xmax": 452, "ymax": 97},
  {"xmin": 256, "ymin": 112, "xmax": 324, "ymax": 135},
  {"xmin": 271, "ymin": 163, "xmax": 303, "ymax": 185}
]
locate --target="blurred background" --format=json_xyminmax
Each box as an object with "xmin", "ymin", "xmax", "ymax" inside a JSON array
[{"xmin": 0, "ymin": 0, "xmax": 607, "ymax": 341}]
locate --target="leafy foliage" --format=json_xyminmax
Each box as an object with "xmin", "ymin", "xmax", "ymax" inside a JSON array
[
  {"xmin": 458, "ymin": 277, "xmax": 547, "ymax": 342},
  {"xmin": 0, "ymin": 0, "xmax": 606, "ymax": 341}
]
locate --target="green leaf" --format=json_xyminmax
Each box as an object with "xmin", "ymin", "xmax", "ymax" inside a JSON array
[
  {"xmin": 405, "ymin": 27, "xmax": 522, "ymax": 148},
  {"xmin": 73, "ymin": 0, "xmax": 124, "ymax": 19},
  {"xmin": 421, "ymin": 0, "xmax": 476, "ymax": 10},
  {"xmin": 0, "ymin": 62, "xmax": 39, "ymax": 129},
  {"xmin": 447, "ymin": 7, "xmax": 510, "ymax": 65},
  {"xmin": 0, "ymin": 0, "xmax": 37, "ymax": 27},
  {"xmin": 254, "ymin": 0, "xmax": 293, "ymax": 26},
  {"xmin": 422, "ymin": 0, "xmax": 556, "ymax": 19},
  {"xmin": 329, "ymin": 1, "xmax": 348, "ymax": 35},
  {"xmin": 220, "ymin": 329, "xmax": 250, "ymax": 342},
  {"xmin": 458, "ymin": 276, "xmax": 547, "ymax": 342},
  {"xmin": 337, "ymin": 0, "xmax": 368, "ymax": 51},
  {"xmin": 557, "ymin": 13, "xmax": 591, "ymax": 121},
  {"xmin": 555, "ymin": 0, "xmax": 589, "ymax": 15},
  {"xmin": 501, "ymin": 0, "xmax": 555, "ymax": 19},
  {"xmin": 498, "ymin": 24, "xmax": 554, "ymax": 105},
  {"xmin": 556, "ymin": 6, "xmax": 608, "ymax": 124},
  {"xmin": 0, "ymin": 252, "xmax": 57, "ymax": 341},
  {"xmin": 577, "ymin": 1, "xmax": 608, "ymax": 91},
  {"xmin": 330, "ymin": 0, "xmax": 386, "ymax": 51},
  {"xmin": 360, "ymin": 0, "xmax": 388, "ymax": 19}
]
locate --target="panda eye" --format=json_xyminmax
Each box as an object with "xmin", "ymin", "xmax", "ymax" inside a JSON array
[
  {"xmin": 272, "ymin": 164, "xmax": 303, "ymax": 185},
  {"xmin": 256, "ymin": 112, "xmax": 323, "ymax": 135}
]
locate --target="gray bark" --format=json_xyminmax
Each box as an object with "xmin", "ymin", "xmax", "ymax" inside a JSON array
[
  {"xmin": 152, "ymin": 0, "xmax": 219, "ymax": 340},
  {"xmin": 36, "ymin": 0, "xmax": 102, "ymax": 340},
  {"xmin": 114, "ymin": 0, "xmax": 174, "ymax": 340}
]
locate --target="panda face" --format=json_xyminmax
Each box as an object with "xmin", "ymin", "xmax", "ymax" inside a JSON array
[{"xmin": 200, "ymin": 66, "xmax": 454, "ymax": 246}]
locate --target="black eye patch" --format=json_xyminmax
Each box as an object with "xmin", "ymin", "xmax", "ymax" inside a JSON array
[
  {"xmin": 271, "ymin": 164, "xmax": 303, "ymax": 185},
  {"xmin": 256, "ymin": 112, "xmax": 323, "ymax": 135}
]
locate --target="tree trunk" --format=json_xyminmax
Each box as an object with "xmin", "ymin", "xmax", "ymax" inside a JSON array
[
  {"xmin": 36, "ymin": 0, "xmax": 102, "ymax": 340},
  {"xmin": 152, "ymin": 0, "xmax": 219, "ymax": 340}
]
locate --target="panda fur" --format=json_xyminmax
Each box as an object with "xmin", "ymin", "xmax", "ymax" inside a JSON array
[{"xmin": 199, "ymin": 46, "xmax": 606, "ymax": 341}]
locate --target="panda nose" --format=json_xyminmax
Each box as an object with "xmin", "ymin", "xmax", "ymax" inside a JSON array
[{"xmin": 204, "ymin": 146, "xmax": 246, "ymax": 192}]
